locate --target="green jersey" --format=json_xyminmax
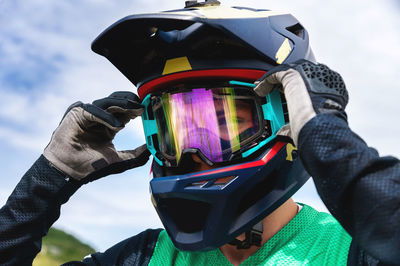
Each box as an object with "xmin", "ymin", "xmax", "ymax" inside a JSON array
[{"xmin": 149, "ymin": 204, "xmax": 351, "ymax": 265}]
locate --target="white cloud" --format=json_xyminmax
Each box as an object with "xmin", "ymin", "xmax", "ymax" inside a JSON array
[{"xmin": 0, "ymin": 0, "xmax": 151, "ymax": 152}]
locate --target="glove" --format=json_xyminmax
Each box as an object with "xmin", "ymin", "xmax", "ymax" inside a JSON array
[
  {"xmin": 43, "ymin": 91, "xmax": 151, "ymax": 182},
  {"xmin": 254, "ymin": 59, "xmax": 348, "ymax": 146}
]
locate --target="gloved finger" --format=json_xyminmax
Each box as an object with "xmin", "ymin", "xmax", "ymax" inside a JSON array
[
  {"xmin": 105, "ymin": 106, "xmax": 144, "ymax": 125},
  {"xmin": 275, "ymin": 124, "xmax": 295, "ymax": 145},
  {"xmin": 115, "ymin": 144, "xmax": 151, "ymax": 163},
  {"xmin": 254, "ymin": 64, "xmax": 292, "ymax": 97},
  {"xmin": 81, "ymin": 103, "xmax": 125, "ymax": 128},
  {"xmin": 92, "ymin": 91, "xmax": 143, "ymax": 111},
  {"xmin": 83, "ymin": 144, "xmax": 151, "ymax": 183},
  {"xmin": 92, "ymin": 91, "xmax": 144, "ymax": 125},
  {"xmin": 276, "ymin": 124, "xmax": 291, "ymax": 138},
  {"xmin": 253, "ymin": 78, "xmax": 276, "ymax": 97},
  {"xmin": 61, "ymin": 101, "xmax": 125, "ymax": 130}
]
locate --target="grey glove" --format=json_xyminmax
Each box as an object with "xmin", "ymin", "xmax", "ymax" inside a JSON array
[
  {"xmin": 254, "ymin": 59, "xmax": 348, "ymax": 146},
  {"xmin": 43, "ymin": 91, "xmax": 151, "ymax": 182}
]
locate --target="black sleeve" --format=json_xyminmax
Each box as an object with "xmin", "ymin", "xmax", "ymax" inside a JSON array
[
  {"xmin": 347, "ymin": 240, "xmax": 380, "ymax": 266},
  {"xmin": 62, "ymin": 229, "xmax": 162, "ymax": 266},
  {"xmin": 298, "ymin": 113, "xmax": 400, "ymax": 265},
  {"xmin": 0, "ymin": 155, "xmax": 81, "ymax": 266}
]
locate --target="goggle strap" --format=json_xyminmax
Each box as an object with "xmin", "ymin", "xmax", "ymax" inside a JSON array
[{"xmin": 228, "ymin": 80, "xmax": 256, "ymax": 88}]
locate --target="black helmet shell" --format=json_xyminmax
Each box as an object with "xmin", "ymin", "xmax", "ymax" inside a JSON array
[{"xmin": 92, "ymin": 5, "xmax": 315, "ymax": 97}]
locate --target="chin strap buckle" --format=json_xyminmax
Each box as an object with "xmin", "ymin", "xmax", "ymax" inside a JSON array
[{"xmin": 228, "ymin": 221, "xmax": 263, "ymax": 249}]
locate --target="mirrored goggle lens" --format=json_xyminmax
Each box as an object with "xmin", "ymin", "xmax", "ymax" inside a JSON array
[{"xmin": 151, "ymin": 87, "xmax": 263, "ymax": 163}]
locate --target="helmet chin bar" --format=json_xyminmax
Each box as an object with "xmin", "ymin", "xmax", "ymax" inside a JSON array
[{"xmin": 150, "ymin": 141, "xmax": 310, "ymax": 251}]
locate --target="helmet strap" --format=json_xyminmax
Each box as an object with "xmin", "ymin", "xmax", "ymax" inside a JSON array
[{"xmin": 228, "ymin": 221, "xmax": 263, "ymax": 249}]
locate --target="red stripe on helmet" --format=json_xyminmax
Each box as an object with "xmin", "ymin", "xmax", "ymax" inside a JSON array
[
  {"xmin": 138, "ymin": 69, "xmax": 266, "ymax": 99},
  {"xmin": 191, "ymin": 142, "xmax": 286, "ymax": 177}
]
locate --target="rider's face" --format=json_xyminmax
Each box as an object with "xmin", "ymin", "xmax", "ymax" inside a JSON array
[
  {"xmin": 191, "ymin": 99, "xmax": 254, "ymax": 172},
  {"xmin": 216, "ymin": 99, "xmax": 254, "ymax": 141}
]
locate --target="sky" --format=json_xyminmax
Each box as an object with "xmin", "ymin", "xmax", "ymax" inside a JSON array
[{"xmin": 0, "ymin": 0, "xmax": 399, "ymax": 252}]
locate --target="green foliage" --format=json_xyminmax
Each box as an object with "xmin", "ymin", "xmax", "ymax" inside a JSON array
[{"xmin": 33, "ymin": 227, "xmax": 96, "ymax": 266}]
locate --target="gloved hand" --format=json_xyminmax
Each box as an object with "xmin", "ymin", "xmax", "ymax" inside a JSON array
[
  {"xmin": 254, "ymin": 59, "xmax": 349, "ymax": 146},
  {"xmin": 43, "ymin": 91, "xmax": 151, "ymax": 182}
]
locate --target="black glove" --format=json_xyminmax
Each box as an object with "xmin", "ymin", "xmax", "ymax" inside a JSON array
[
  {"xmin": 43, "ymin": 91, "xmax": 150, "ymax": 182},
  {"xmin": 254, "ymin": 59, "xmax": 348, "ymax": 145}
]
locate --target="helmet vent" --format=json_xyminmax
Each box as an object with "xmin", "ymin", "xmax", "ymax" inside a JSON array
[
  {"xmin": 301, "ymin": 62, "xmax": 347, "ymax": 96},
  {"xmin": 286, "ymin": 23, "xmax": 305, "ymax": 39},
  {"xmin": 187, "ymin": 176, "xmax": 237, "ymax": 188},
  {"xmin": 236, "ymin": 169, "xmax": 277, "ymax": 216},
  {"xmin": 158, "ymin": 198, "xmax": 211, "ymax": 233}
]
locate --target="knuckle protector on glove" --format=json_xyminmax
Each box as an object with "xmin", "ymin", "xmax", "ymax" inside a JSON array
[{"xmin": 294, "ymin": 60, "xmax": 348, "ymax": 110}]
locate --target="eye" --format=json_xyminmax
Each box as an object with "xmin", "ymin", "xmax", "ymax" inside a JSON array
[{"xmin": 237, "ymin": 116, "xmax": 251, "ymax": 124}]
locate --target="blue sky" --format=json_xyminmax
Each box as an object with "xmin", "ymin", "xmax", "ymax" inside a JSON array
[{"xmin": 1, "ymin": 0, "xmax": 399, "ymax": 252}]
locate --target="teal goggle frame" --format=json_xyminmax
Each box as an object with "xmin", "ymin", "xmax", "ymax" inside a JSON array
[{"xmin": 141, "ymin": 81, "xmax": 287, "ymax": 166}]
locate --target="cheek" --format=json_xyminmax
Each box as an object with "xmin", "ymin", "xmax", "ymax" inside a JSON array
[
  {"xmin": 238, "ymin": 119, "xmax": 254, "ymax": 133},
  {"xmin": 236, "ymin": 109, "xmax": 255, "ymax": 133}
]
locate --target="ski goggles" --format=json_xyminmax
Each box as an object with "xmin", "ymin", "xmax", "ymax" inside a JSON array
[{"xmin": 142, "ymin": 81, "xmax": 287, "ymax": 167}]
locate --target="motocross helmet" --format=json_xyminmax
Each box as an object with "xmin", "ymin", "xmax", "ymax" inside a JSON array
[{"xmin": 92, "ymin": 0, "xmax": 313, "ymax": 251}]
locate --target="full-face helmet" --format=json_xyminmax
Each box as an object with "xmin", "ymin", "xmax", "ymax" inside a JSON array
[{"xmin": 92, "ymin": 0, "xmax": 313, "ymax": 251}]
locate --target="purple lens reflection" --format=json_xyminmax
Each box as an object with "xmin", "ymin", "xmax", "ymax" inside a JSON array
[
  {"xmin": 156, "ymin": 87, "xmax": 259, "ymax": 164},
  {"xmin": 169, "ymin": 88, "xmax": 223, "ymax": 162}
]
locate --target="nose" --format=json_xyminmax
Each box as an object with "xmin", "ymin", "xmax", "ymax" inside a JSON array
[{"xmin": 191, "ymin": 154, "xmax": 215, "ymax": 172}]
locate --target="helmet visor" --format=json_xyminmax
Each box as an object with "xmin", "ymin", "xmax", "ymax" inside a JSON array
[{"xmin": 151, "ymin": 86, "xmax": 264, "ymax": 164}]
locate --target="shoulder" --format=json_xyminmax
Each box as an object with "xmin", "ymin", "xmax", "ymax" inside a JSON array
[
  {"xmin": 296, "ymin": 204, "xmax": 352, "ymax": 264},
  {"xmin": 148, "ymin": 230, "xmax": 180, "ymax": 265},
  {"xmin": 70, "ymin": 228, "xmax": 163, "ymax": 266},
  {"xmin": 109, "ymin": 228, "xmax": 164, "ymax": 255},
  {"xmin": 301, "ymin": 204, "xmax": 351, "ymax": 243}
]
